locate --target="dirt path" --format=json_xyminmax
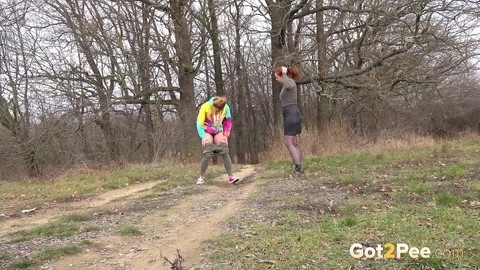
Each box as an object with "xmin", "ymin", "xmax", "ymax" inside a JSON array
[
  {"xmin": 0, "ymin": 180, "xmax": 165, "ymax": 238},
  {"xmin": 47, "ymin": 165, "xmax": 258, "ymax": 270}
]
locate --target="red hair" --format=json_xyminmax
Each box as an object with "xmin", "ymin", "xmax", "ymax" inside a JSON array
[{"xmin": 274, "ymin": 65, "xmax": 302, "ymax": 82}]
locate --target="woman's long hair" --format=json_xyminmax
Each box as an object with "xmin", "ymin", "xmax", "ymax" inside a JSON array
[
  {"xmin": 274, "ymin": 65, "xmax": 302, "ymax": 82},
  {"xmin": 213, "ymin": 96, "xmax": 227, "ymax": 110}
]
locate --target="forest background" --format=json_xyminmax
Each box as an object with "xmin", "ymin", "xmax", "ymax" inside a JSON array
[{"xmin": 1, "ymin": 0, "xmax": 479, "ymax": 178}]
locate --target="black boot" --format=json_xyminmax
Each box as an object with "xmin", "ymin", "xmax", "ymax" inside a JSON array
[{"xmin": 294, "ymin": 164, "xmax": 304, "ymax": 175}]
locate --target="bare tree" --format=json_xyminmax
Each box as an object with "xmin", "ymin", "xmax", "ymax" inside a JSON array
[
  {"xmin": 1, "ymin": 0, "xmax": 479, "ymax": 178},
  {"xmin": 139, "ymin": 0, "xmax": 206, "ymax": 158},
  {"xmin": 264, "ymin": 0, "xmax": 480, "ymax": 136},
  {"xmin": 205, "ymin": 0, "xmax": 226, "ymax": 96},
  {"xmin": 103, "ymin": 1, "xmax": 158, "ymax": 161},
  {"xmin": 0, "ymin": 1, "xmax": 42, "ymax": 176},
  {"xmin": 43, "ymin": 0, "xmax": 122, "ymax": 161},
  {"xmin": 265, "ymin": 0, "xmax": 309, "ymax": 127}
]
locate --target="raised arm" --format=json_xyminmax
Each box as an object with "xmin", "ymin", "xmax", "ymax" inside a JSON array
[{"xmin": 282, "ymin": 73, "xmax": 296, "ymax": 90}]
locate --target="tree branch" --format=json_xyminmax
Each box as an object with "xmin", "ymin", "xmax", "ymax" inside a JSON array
[
  {"xmin": 302, "ymin": 42, "xmax": 415, "ymax": 85},
  {"xmin": 120, "ymin": 98, "xmax": 180, "ymax": 106},
  {"xmin": 124, "ymin": 0, "xmax": 170, "ymax": 12}
]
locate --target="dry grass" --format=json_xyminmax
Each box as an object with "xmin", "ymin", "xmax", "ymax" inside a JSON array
[
  {"xmin": 261, "ymin": 121, "xmax": 361, "ymax": 162},
  {"xmin": 261, "ymin": 121, "xmax": 480, "ymax": 163},
  {"xmin": 0, "ymin": 162, "xmax": 197, "ymax": 213}
]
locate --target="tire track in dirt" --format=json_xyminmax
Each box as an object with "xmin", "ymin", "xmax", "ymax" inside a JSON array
[
  {"xmin": 0, "ymin": 180, "xmax": 164, "ymax": 238},
  {"xmin": 47, "ymin": 165, "xmax": 258, "ymax": 270}
]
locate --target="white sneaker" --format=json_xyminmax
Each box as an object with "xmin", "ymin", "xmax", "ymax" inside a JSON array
[{"xmin": 196, "ymin": 176, "xmax": 205, "ymax": 185}]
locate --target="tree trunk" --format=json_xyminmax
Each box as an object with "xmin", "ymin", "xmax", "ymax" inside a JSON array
[
  {"xmin": 207, "ymin": 0, "xmax": 225, "ymax": 96},
  {"xmin": 177, "ymin": 77, "xmax": 198, "ymax": 158},
  {"xmin": 24, "ymin": 143, "xmax": 41, "ymax": 177},
  {"xmin": 316, "ymin": 0, "xmax": 330, "ymax": 132},
  {"xmin": 0, "ymin": 95, "xmax": 40, "ymax": 176},
  {"xmin": 233, "ymin": 1, "xmax": 246, "ymax": 164},
  {"xmin": 138, "ymin": 6, "xmax": 155, "ymax": 162},
  {"xmin": 206, "ymin": 0, "xmax": 225, "ymax": 164},
  {"xmin": 170, "ymin": 0, "xmax": 200, "ymax": 159},
  {"xmin": 267, "ymin": 1, "xmax": 288, "ymax": 128},
  {"xmin": 245, "ymin": 77, "xmax": 260, "ymax": 164}
]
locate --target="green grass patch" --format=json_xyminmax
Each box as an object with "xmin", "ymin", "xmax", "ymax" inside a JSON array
[
  {"xmin": 207, "ymin": 203, "xmax": 479, "ymax": 269},
  {"xmin": 6, "ymin": 258, "xmax": 37, "ymax": 270},
  {"xmin": 0, "ymin": 252, "xmax": 10, "ymax": 261},
  {"xmin": 435, "ymin": 192, "xmax": 459, "ymax": 207},
  {"xmin": 448, "ymin": 225, "xmax": 459, "ymax": 233},
  {"xmin": 59, "ymin": 213, "xmax": 94, "ymax": 223},
  {"xmin": 205, "ymin": 136, "xmax": 480, "ymax": 269},
  {"xmin": 266, "ymin": 159, "xmax": 291, "ymax": 171},
  {"xmin": 8, "ymin": 212, "xmax": 98, "ymax": 243},
  {"xmin": 118, "ymin": 225, "xmax": 143, "ymax": 236},
  {"xmin": 466, "ymin": 179, "xmax": 480, "ymax": 191},
  {"xmin": 10, "ymin": 222, "xmax": 79, "ymax": 243},
  {"xmin": 340, "ymin": 216, "xmax": 357, "ymax": 227},
  {"xmin": 443, "ymin": 163, "xmax": 468, "ymax": 179},
  {"xmin": 343, "ymin": 174, "xmax": 362, "ymax": 185},
  {"xmin": 35, "ymin": 245, "xmax": 82, "ymax": 261},
  {"xmin": 322, "ymin": 151, "xmax": 390, "ymax": 169},
  {"xmin": 4, "ymin": 243, "xmax": 89, "ymax": 269},
  {"xmin": 406, "ymin": 182, "xmax": 430, "ymax": 195},
  {"xmin": 101, "ymin": 181, "xmax": 123, "ymax": 190}
]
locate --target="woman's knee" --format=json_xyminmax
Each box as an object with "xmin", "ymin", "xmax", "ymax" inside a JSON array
[
  {"xmin": 214, "ymin": 133, "xmax": 227, "ymax": 145},
  {"xmin": 284, "ymin": 136, "xmax": 294, "ymax": 147},
  {"xmin": 292, "ymin": 139, "xmax": 299, "ymax": 148}
]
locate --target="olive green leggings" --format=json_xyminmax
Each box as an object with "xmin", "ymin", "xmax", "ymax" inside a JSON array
[{"xmin": 200, "ymin": 143, "xmax": 232, "ymax": 176}]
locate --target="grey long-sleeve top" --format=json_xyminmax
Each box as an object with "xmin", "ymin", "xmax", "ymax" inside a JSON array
[{"xmin": 279, "ymin": 73, "xmax": 297, "ymax": 108}]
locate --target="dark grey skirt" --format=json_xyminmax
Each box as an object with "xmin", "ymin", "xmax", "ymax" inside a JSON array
[{"xmin": 282, "ymin": 104, "xmax": 302, "ymax": 135}]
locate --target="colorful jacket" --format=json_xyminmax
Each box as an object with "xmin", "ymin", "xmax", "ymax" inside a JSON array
[{"xmin": 196, "ymin": 97, "xmax": 232, "ymax": 139}]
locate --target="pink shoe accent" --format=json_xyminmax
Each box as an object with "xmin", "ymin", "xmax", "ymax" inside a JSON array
[{"xmin": 228, "ymin": 175, "xmax": 239, "ymax": 184}]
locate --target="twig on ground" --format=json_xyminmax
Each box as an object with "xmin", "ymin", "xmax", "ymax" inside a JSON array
[{"xmin": 163, "ymin": 249, "xmax": 184, "ymax": 270}]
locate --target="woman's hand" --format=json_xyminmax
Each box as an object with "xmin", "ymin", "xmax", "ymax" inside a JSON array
[
  {"xmin": 221, "ymin": 133, "xmax": 229, "ymax": 144},
  {"xmin": 201, "ymin": 137, "xmax": 211, "ymax": 147},
  {"xmin": 281, "ymin": 66, "xmax": 288, "ymax": 74}
]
